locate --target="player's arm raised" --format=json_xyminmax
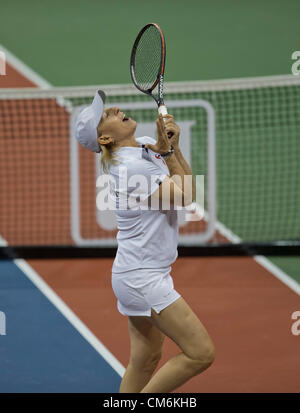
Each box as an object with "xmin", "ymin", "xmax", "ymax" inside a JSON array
[
  {"xmin": 145, "ymin": 115, "xmax": 194, "ymax": 207},
  {"xmin": 164, "ymin": 114, "xmax": 196, "ymax": 202}
]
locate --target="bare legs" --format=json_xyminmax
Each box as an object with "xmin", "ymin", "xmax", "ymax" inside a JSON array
[
  {"xmin": 119, "ymin": 316, "xmax": 164, "ymax": 393},
  {"xmin": 120, "ymin": 297, "xmax": 215, "ymax": 393}
]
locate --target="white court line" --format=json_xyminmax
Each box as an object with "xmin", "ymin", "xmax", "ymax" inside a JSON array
[
  {"xmin": 0, "ymin": 235, "xmax": 8, "ymax": 247},
  {"xmin": 1, "ymin": 230, "xmax": 125, "ymax": 376},
  {"xmin": 0, "ymin": 234, "xmax": 125, "ymax": 376},
  {"xmin": 215, "ymin": 222, "xmax": 300, "ymax": 295},
  {"xmin": 254, "ymin": 256, "xmax": 300, "ymax": 295},
  {"xmin": 0, "ymin": 43, "xmax": 52, "ymax": 89},
  {"xmin": 13, "ymin": 258, "xmax": 125, "ymax": 377}
]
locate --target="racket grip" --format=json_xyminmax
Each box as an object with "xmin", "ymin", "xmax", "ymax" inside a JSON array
[
  {"xmin": 158, "ymin": 104, "xmax": 168, "ymax": 117},
  {"xmin": 158, "ymin": 105, "xmax": 173, "ymax": 138}
]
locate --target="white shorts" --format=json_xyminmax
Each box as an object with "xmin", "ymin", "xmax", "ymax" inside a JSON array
[{"xmin": 111, "ymin": 266, "xmax": 181, "ymax": 316}]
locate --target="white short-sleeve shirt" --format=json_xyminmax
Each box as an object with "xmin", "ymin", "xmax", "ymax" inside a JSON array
[{"xmin": 109, "ymin": 136, "xmax": 178, "ymax": 273}]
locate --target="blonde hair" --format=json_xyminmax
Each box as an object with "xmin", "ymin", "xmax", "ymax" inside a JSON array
[
  {"xmin": 97, "ymin": 124, "xmax": 120, "ymax": 173},
  {"xmin": 99, "ymin": 142, "xmax": 120, "ymax": 173}
]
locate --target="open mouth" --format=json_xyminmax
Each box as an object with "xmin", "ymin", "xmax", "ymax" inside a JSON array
[{"xmin": 122, "ymin": 116, "xmax": 129, "ymax": 122}]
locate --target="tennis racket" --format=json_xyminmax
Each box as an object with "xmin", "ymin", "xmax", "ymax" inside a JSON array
[{"xmin": 130, "ymin": 23, "xmax": 172, "ymax": 137}]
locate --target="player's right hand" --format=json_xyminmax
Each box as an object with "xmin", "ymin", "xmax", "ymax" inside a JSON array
[
  {"xmin": 145, "ymin": 114, "xmax": 172, "ymax": 154},
  {"xmin": 163, "ymin": 114, "xmax": 180, "ymax": 147}
]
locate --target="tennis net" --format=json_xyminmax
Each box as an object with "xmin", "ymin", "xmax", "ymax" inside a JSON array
[{"xmin": 0, "ymin": 75, "xmax": 300, "ymax": 256}]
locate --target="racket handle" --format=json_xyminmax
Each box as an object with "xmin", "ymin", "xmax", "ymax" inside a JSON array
[
  {"xmin": 158, "ymin": 104, "xmax": 168, "ymax": 116},
  {"xmin": 158, "ymin": 105, "xmax": 173, "ymax": 138}
]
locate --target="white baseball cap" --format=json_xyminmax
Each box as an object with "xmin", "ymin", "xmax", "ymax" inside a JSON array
[{"xmin": 75, "ymin": 90, "xmax": 106, "ymax": 153}]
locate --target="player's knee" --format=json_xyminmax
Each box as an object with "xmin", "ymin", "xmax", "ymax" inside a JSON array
[
  {"xmin": 202, "ymin": 342, "xmax": 216, "ymax": 366},
  {"xmin": 190, "ymin": 342, "xmax": 216, "ymax": 373},
  {"xmin": 199, "ymin": 342, "xmax": 215, "ymax": 368}
]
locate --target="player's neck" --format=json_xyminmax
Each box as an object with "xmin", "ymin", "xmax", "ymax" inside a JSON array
[{"xmin": 113, "ymin": 135, "xmax": 139, "ymax": 150}]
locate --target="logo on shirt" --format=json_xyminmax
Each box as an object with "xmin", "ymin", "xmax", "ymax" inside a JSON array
[{"xmin": 155, "ymin": 153, "xmax": 166, "ymax": 165}]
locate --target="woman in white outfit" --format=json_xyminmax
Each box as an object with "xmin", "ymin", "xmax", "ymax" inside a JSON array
[{"xmin": 75, "ymin": 90, "xmax": 215, "ymax": 393}]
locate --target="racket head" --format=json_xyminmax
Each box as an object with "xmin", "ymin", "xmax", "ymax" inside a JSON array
[{"xmin": 130, "ymin": 23, "xmax": 166, "ymax": 102}]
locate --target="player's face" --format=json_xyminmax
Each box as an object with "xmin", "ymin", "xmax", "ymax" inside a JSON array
[{"xmin": 97, "ymin": 107, "xmax": 136, "ymax": 142}]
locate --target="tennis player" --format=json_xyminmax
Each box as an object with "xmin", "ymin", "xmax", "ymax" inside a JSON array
[{"xmin": 75, "ymin": 90, "xmax": 215, "ymax": 393}]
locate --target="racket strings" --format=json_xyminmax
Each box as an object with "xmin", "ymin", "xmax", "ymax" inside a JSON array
[{"xmin": 133, "ymin": 25, "xmax": 162, "ymax": 91}]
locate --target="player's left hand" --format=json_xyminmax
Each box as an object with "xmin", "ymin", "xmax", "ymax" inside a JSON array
[{"xmin": 163, "ymin": 114, "xmax": 180, "ymax": 147}]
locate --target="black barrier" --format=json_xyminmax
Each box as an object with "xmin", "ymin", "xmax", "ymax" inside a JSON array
[{"xmin": 0, "ymin": 243, "xmax": 300, "ymax": 260}]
